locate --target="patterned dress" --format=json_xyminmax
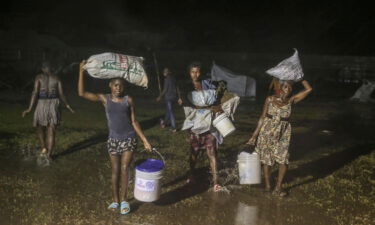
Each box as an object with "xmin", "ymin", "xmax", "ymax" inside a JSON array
[
  {"xmin": 255, "ymin": 100, "xmax": 292, "ymax": 166},
  {"xmin": 33, "ymin": 88, "xmax": 60, "ymax": 127}
]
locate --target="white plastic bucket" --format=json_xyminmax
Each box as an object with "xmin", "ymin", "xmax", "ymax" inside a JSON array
[
  {"xmin": 134, "ymin": 157, "xmax": 164, "ymax": 202},
  {"xmin": 237, "ymin": 152, "xmax": 261, "ymax": 184},
  {"xmin": 213, "ymin": 114, "xmax": 236, "ymax": 137}
]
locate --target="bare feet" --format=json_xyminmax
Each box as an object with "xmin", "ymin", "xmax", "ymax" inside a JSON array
[
  {"xmin": 41, "ymin": 148, "xmax": 48, "ymax": 154},
  {"xmin": 160, "ymin": 119, "xmax": 165, "ymax": 128},
  {"xmin": 37, "ymin": 149, "xmax": 50, "ymax": 167},
  {"xmin": 186, "ymin": 175, "xmax": 196, "ymax": 185},
  {"xmin": 213, "ymin": 184, "xmax": 223, "ymax": 192},
  {"xmin": 272, "ymin": 188, "xmax": 287, "ymax": 197}
]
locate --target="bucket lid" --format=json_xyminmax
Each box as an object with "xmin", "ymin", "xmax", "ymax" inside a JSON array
[
  {"xmin": 238, "ymin": 151, "xmax": 258, "ymax": 158},
  {"xmin": 238, "ymin": 151, "xmax": 252, "ymax": 157},
  {"xmin": 136, "ymin": 158, "xmax": 164, "ymax": 172}
]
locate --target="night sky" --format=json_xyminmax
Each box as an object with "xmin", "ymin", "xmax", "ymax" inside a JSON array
[{"xmin": 1, "ymin": 0, "xmax": 374, "ymax": 55}]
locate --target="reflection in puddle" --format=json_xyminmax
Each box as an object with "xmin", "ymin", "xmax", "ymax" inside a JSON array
[
  {"xmin": 235, "ymin": 202, "xmax": 258, "ymax": 225},
  {"xmin": 115, "ymin": 216, "xmax": 154, "ymax": 225}
]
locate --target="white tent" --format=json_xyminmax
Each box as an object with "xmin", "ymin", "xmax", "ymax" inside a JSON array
[
  {"xmin": 211, "ymin": 63, "xmax": 256, "ymax": 97},
  {"xmin": 350, "ymin": 80, "xmax": 375, "ymax": 102}
]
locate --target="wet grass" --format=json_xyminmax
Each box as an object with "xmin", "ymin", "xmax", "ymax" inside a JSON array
[{"xmin": 0, "ymin": 95, "xmax": 374, "ymax": 225}]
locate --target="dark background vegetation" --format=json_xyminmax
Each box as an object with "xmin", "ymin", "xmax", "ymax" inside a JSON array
[
  {"xmin": 1, "ymin": 0, "xmax": 374, "ymax": 54},
  {"xmin": 0, "ymin": 0, "xmax": 374, "ymax": 99}
]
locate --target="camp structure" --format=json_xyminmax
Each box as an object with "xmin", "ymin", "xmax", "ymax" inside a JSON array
[
  {"xmin": 210, "ymin": 63, "xmax": 256, "ymax": 98},
  {"xmin": 350, "ymin": 79, "xmax": 375, "ymax": 103}
]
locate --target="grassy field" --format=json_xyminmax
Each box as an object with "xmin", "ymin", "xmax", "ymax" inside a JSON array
[{"xmin": 0, "ymin": 91, "xmax": 374, "ymax": 225}]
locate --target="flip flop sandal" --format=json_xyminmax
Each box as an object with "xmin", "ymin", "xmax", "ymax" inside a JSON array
[
  {"xmin": 120, "ymin": 201, "xmax": 130, "ymax": 215},
  {"xmin": 107, "ymin": 202, "xmax": 119, "ymax": 211}
]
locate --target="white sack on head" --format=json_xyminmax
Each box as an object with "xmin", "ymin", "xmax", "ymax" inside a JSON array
[
  {"xmin": 83, "ymin": 52, "xmax": 148, "ymax": 88},
  {"xmin": 188, "ymin": 89, "xmax": 217, "ymax": 107},
  {"xmin": 266, "ymin": 49, "xmax": 304, "ymax": 81}
]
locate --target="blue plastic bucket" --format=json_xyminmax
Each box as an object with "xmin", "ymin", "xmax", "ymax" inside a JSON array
[{"xmin": 134, "ymin": 158, "xmax": 164, "ymax": 202}]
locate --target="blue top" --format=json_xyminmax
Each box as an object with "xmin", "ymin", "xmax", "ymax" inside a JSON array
[
  {"xmin": 202, "ymin": 79, "xmax": 217, "ymax": 90},
  {"xmin": 105, "ymin": 95, "xmax": 136, "ymax": 140},
  {"xmin": 136, "ymin": 158, "xmax": 164, "ymax": 172},
  {"xmin": 39, "ymin": 89, "xmax": 58, "ymax": 99}
]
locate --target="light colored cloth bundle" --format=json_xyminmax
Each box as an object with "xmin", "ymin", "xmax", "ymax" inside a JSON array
[
  {"xmin": 266, "ymin": 49, "xmax": 304, "ymax": 81},
  {"xmin": 83, "ymin": 52, "xmax": 148, "ymax": 88},
  {"xmin": 182, "ymin": 94, "xmax": 240, "ymax": 137},
  {"xmin": 187, "ymin": 89, "xmax": 217, "ymax": 107}
]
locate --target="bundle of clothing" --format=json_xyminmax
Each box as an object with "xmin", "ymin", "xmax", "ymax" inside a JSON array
[{"xmin": 182, "ymin": 80, "xmax": 240, "ymax": 143}]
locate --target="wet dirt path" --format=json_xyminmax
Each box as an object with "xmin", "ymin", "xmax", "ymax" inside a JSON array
[
  {"xmin": 1, "ymin": 148, "xmax": 334, "ymax": 225},
  {"xmin": 1, "ymin": 100, "xmax": 373, "ymax": 225}
]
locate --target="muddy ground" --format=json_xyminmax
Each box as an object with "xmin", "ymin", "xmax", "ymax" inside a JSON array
[{"xmin": 0, "ymin": 91, "xmax": 374, "ymax": 225}]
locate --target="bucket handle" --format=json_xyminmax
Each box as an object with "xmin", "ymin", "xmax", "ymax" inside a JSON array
[{"xmin": 140, "ymin": 148, "xmax": 166, "ymax": 166}]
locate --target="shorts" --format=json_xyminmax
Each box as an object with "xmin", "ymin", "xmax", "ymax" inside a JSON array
[
  {"xmin": 190, "ymin": 131, "xmax": 216, "ymax": 152},
  {"xmin": 107, "ymin": 138, "xmax": 137, "ymax": 155}
]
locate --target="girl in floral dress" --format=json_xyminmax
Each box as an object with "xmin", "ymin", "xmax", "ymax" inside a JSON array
[{"xmin": 247, "ymin": 80, "xmax": 312, "ymax": 196}]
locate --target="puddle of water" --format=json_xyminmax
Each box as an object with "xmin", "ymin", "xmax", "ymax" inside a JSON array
[{"xmin": 235, "ymin": 202, "xmax": 258, "ymax": 225}]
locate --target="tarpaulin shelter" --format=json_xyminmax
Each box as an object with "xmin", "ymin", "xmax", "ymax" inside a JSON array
[
  {"xmin": 211, "ymin": 63, "xmax": 256, "ymax": 97},
  {"xmin": 350, "ymin": 80, "xmax": 375, "ymax": 102}
]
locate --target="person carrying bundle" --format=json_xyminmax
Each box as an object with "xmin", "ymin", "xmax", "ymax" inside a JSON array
[
  {"xmin": 78, "ymin": 60, "xmax": 152, "ymax": 214},
  {"xmin": 181, "ymin": 61, "xmax": 225, "ymax": 192},
  {"xmin": 246, "ymin": 49, "xmax": 312, "ymax": 197}
]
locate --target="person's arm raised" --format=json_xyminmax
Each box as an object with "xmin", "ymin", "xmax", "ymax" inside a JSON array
[
  {"xmin": 78, "ymin": 60, "xmax": 106, "ymax": 103},
  {"xmin": 290, "ymin": 80, "xmax": 313, "ymax": 104}
]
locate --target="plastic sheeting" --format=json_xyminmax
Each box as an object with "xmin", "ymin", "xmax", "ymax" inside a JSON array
[
  {"xmin": 350, "ymin": 80, "xmax": 375, "ymax": 102},
  {"xmin": 211, "ymin": 64, "xmax": 256, "ymax": 97},
  {"xmin": 266, "ymin": 49, "xmax": 304, "ymax": 81}
]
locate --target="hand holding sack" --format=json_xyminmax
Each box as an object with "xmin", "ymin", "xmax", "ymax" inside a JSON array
[
  {"xmin": 83, "ymin": 52, "xmax": 148, "ymax": 88},
  {"xmin": 266, "ymin": 49, "xmax": 304, "ymax": 81}
]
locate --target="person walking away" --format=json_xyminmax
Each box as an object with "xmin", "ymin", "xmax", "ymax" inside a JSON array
[
  {"xmin": 156, "ymin": 67, "xmax": 182, "ymax": 132},
  {"xmin": 22, "ymin": 61, "xmax": 74, "ymax": 164}
]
